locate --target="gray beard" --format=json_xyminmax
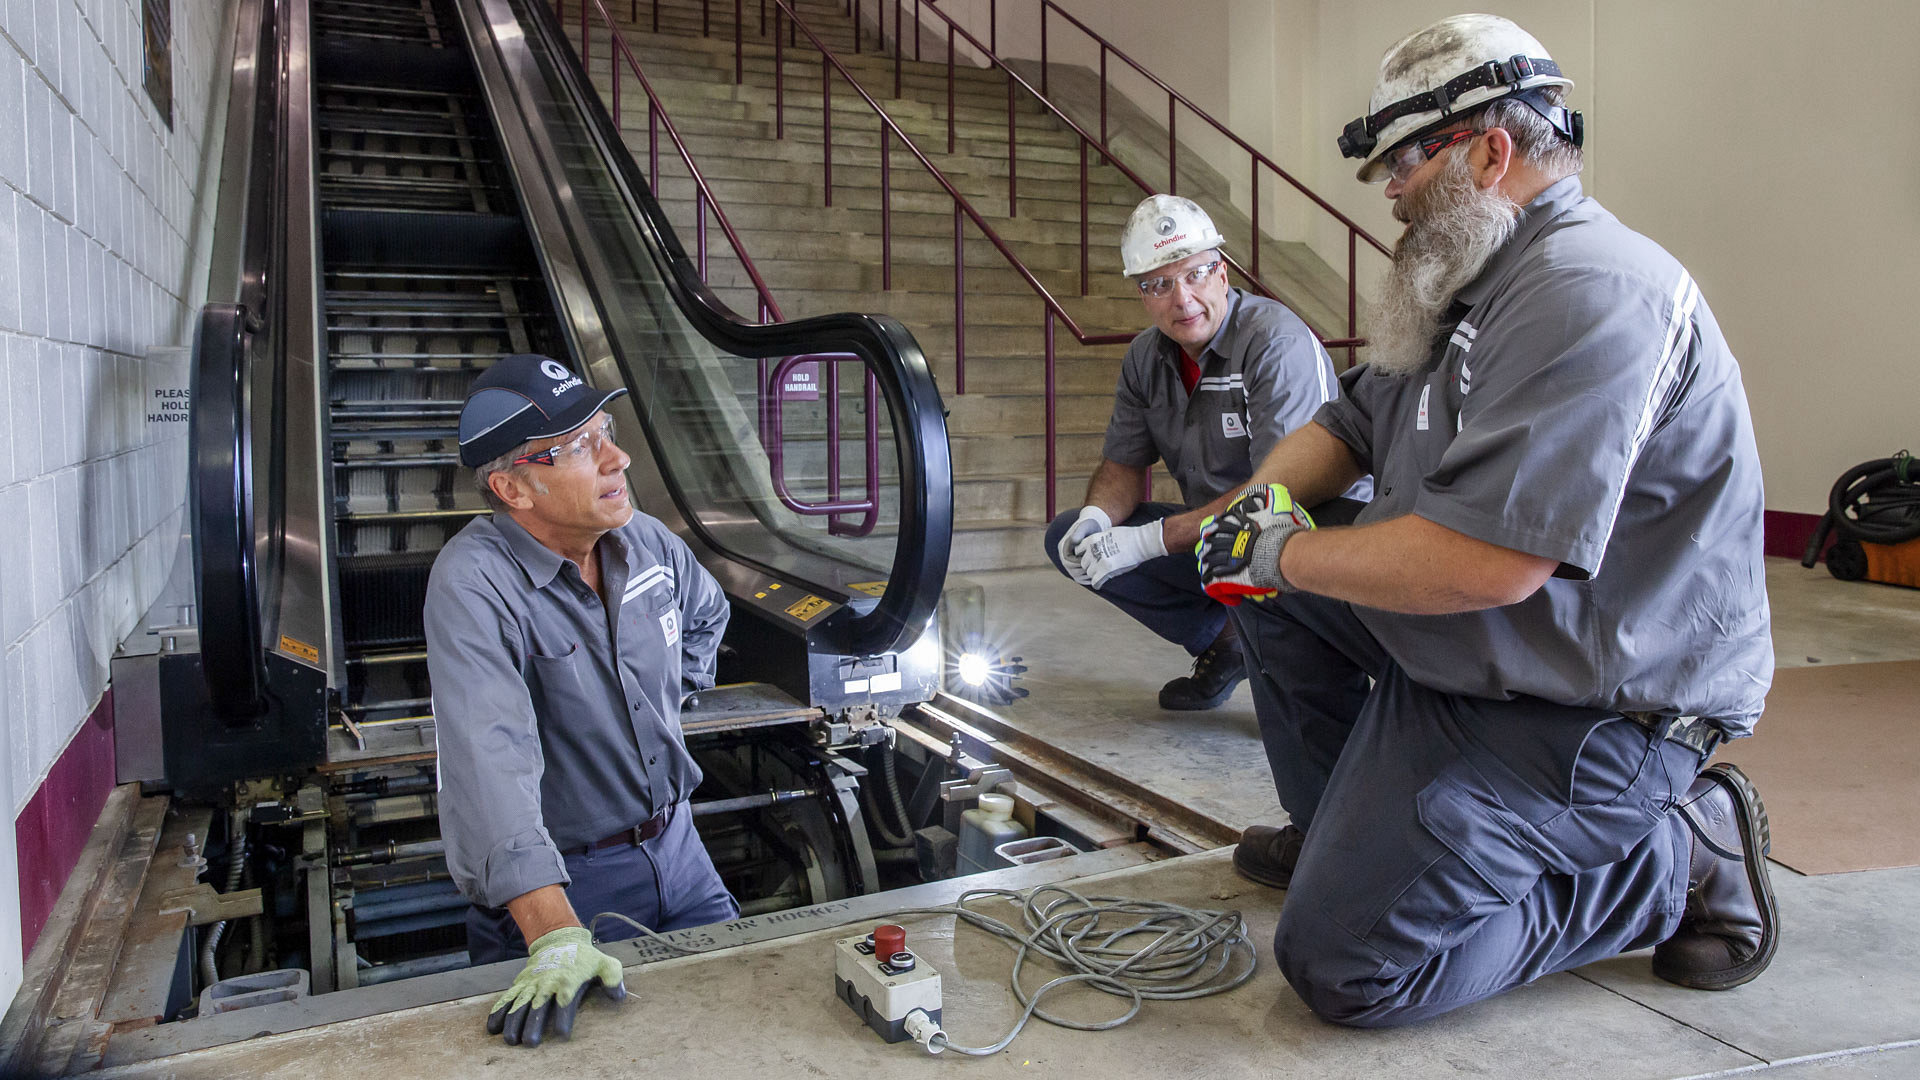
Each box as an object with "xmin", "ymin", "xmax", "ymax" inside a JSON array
[{"xmin": 1365, "ymin": 153, "xmax": 1521, "ymax": 376}]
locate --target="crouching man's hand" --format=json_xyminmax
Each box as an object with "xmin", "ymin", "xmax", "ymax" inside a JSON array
[
  {"xmin": 1196, "ymin": 484, "xmax": 1314, "ymax": 605},
  {"xmin": 487, "ymin": 926, "xmax": 627, "ymax": 1047}
]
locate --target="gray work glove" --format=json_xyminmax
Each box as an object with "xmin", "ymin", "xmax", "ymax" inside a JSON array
[{"xmin": 486, "ymin": 926, "xmax": 627, "ymax": 1047}]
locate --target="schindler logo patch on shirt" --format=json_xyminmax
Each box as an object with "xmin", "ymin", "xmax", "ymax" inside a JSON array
[
  {"xmin": 659, "ymin": 608, "xmax": 680, "ymax": 648},
  {"xmin": 1221, "ymin": 412, "xmax": 1247, "ymax": 439}
]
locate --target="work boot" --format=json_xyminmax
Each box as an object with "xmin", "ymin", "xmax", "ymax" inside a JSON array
[
  {"xmin": 1232, "ymin": 824, "xmax": 1304, "ymax": 889},
  {"xmin": 1158, "ymin": 640, "xmax": 1247, "ymax": 710},
  {"xmin": 1652, "ymin": 763, "xmax": 1780, "ymax": 990}
]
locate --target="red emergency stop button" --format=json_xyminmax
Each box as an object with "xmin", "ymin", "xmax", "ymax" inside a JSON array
[{"xmin": 873, "ymin": 924, "xmax": 905, "ymax": 960}]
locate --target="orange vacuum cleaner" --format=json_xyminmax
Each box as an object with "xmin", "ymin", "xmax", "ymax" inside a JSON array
[{"xmin": 1802, "ymin": 451, "xmax": 1920, "ymax": 588}]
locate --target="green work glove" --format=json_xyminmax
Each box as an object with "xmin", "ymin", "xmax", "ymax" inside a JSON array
[{"xmin": 486, "ymin": 926, "xmax": 627, "ymax": 1047}]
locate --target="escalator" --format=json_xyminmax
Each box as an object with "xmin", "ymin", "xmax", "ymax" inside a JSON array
[{"xmin": 162, "ymin": 0, "xmax": 954, "ymax": 993}]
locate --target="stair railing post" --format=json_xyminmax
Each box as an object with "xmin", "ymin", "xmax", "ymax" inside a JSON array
[
  {"xmin": 854, "ymin": 0, "xmax": 862, "ymax": 52},
  {"xmin": 945, "ymin": 24, "xmax": 955, "ymax": 153},
  {"xmin": 1005, "ymin": 71, "xmax": 1017, "ymax": 216},
  {"xmin": 988, "ymin": 0, "xmax": 995, "ymax": 54},
  {"xmin": 630, "ymin": 0, "xmax": 636, "ymax": 25},
  {"xmin": 1098, "ymin": 46, "xmax": 1107, "ymax": 147},
  {"xmin": 735, "ymin": 0, "xmax": 743, "ymax": 83},
  {"xmin": 1167, "ymin": 97, "xmax": 1177, "ymax": 194},
  {"xmin": 760, "ymin": 0, "xmax": 766, "ymax": 37},
  {"xmin": 953, "ymin": 205, "xmax": 966, "ymax": 394},
  {"xmin": 893, "ymin": 0, "xmax": 902, "ymax": 99},
  {"xmin": 611, "ymin": 34, "xmax": 621, "ymax": 122},
  {"xmin": 702, "ymin": 0, "xmax": 710, "ymax": 36},
  {"xmin": 827, "ymin": 358, "xmax": 844, "ymax": 530},
  {"xmin": 1251, "ymin": 158, "xmax": 1261, "ymax": 281},
  {"xmin": 914, "ymin": 0, "xmax": 921, "ymax": 61},
  {"xmin": 652, "ymin": 0, "xmax": 659, "ymax": 34},
  {"xmin": 580, "ymin": 0, "xmax": 588, "ymax": 67},
  {"xmin": 881, "ymin": 124, "xmax": 892, "ymax": 290},
  {"xmin": 1039, "ymin": 2, "xmax": 1047, "ymax": 97},
  {"xmin": 1044, "ymin": 307, "xmax": 1056, "ymax": 519},
  {"xmin": 648, "ymin": 99, "xmax": 659, "ymax": 189},
  {"xmin": 1078, "ymin": 139, "xmax": 1088, "ymax": 296},
  {"xmin": 1347, "ymin": 228, "xmax": 1359, "ymax": 368},
  {"xmin": 774, "ymin": 8, "xmax": 784, "ymax": 138},
  {"xmin": 822, "ymin": 59, "xmax": 834, "ymax": 205},
  {"xmin": 696, "ymin": 189, "xmax": 708, "ymax": 279}
]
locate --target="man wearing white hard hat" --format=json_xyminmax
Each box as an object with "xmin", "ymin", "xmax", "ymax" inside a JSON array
[
  {"xmin": 1046, "ymin": 194, "xmax": 1368, "ymax": 711},
  {"xmin": 1194, "ymin": 14, "xmax": 1776, "ymax": 1025}
]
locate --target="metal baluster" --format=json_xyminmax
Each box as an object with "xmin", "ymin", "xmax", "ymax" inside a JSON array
[
  {"xmin": 1006, "ymin": 72, "xmax": 1017, "ymax": 216},
  {"xmin": 953, "ymin": 206, "xmax": 965, "ymax": 393},
  {"xmin": 735, "ymin": 0, "xmax": 743, "ymax": 83},
  {"xmin": 1168, "ymin": 98, "xmax": 1176, "ymax": 194},
  {"xmin": 774, "ymin": 8, "xmax": 784, "ymax": 138},
  {"xmin": 822, "ymin": 61, "xmax": 833, "ymax": 205},
  {"xmin": 881, "ymin": 124, "xmax": 892, "ymax": 290},
  {"xmin": 1078, "ymin": 140, "xmax": 1088, "ymax": 296},
  {"xmin": 946, "ymin": 24, "xmax": 955, "ymax": 153},
  {"xmin": 1251, "ymin": 159, "xmax": 1261, "ymax": 281},
  {"xmin": 1044, "ymin": 308, "xmax": 1056, "ymax": 519},
  {"xmin": 1039, "ymin": 2, "xmax": 1048, "ymax": 97}
]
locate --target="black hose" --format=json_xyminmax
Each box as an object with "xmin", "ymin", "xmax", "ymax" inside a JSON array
[{"xmin": 1802, "ymin": 451, "xmax": 1920, "ymax": 567}]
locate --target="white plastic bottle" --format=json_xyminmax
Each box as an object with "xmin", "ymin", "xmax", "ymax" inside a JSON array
[{"xmin": 957, "ymin": 793, "xmax": 1028, "ymax": 876}]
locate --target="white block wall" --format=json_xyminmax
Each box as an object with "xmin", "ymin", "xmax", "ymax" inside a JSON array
[{"xmin": 0, "ymin": 0, "xmax": 226, "ymax": 1001}]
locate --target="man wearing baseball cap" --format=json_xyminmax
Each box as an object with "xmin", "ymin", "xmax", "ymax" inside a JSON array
[
  {"xmin": 1045, "ymin": 194, "xmax": 1369, "ymax": 711},
  {"xmin": 423, "ymin": 354, "xmax": 736, "ymax": 1047}
]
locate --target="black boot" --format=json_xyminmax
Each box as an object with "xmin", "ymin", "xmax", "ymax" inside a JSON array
[
  {"xmin": 1652, "ymin": 763, "xmax": 1780, "ymax": 990},
  {"xmin": 1232, "ymin": 824, "xmax": 1304, "ymax": 889},
  {"xmin": 1158, "ymin": 639, "xmax": 1247, "ymax": 710}
]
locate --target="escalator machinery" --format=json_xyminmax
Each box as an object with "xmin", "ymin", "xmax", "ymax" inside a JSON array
[{"xmin": 157, "ymin": 0, "xmax": 960, "ymax": 1000}]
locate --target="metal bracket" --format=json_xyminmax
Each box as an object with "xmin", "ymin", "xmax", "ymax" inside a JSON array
[{"xmin": 158, "ymin": 884, "xmax": 264, "ymax": 926}]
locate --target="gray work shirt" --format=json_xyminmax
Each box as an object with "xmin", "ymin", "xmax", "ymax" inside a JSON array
[
  {"xmin": 1314, "ymin": 176, "xmax": 1773, "ymax": 735},
  {"xmin": 1103, "ymin": 289, "xmax": 1370, "ymax": 508},
  {"xmin": 423, "ymin": 510, "xmax": 730, "ymax": 908}
]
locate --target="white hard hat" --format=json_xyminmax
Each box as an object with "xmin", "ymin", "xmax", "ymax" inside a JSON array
[
  {"xmin": 1120, "ymin": 195, "xmax": 1226, "ymax": 277},
  {"xmin": 1339, "ymin": 14, "xmax": 1578, "ymax": 183}
]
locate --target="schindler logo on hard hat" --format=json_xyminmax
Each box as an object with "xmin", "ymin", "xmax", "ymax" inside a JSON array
[{"xmin": 1156, "ymin": 217, "xmax": 1177, "ymax": 235}]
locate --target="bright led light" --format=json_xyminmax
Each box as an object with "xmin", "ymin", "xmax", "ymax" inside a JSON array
[{"xmin": 957, "ymin": 652, "xmax": 991, "ymax": 686}]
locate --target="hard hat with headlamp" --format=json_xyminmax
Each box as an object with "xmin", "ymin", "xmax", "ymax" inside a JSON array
[
  {"xmin": 1119, "ymin": 194, "xmax": 1227, "ymax": 278},
  {"xmin": 1338, "ymin": 13, "xmax": 1583, "ymax": 184}
]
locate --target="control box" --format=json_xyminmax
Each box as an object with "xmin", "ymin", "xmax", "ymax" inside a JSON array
[{"xmin": 833, "ymin": 924, "xmax": 942, "ymax": 1043}]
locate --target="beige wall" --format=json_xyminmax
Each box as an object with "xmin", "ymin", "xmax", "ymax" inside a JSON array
[{"xmin": 990, "ymin": 0, "xmax": 1920, "ymax": 513}]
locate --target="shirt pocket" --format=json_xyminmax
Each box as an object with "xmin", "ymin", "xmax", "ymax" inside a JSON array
[{"xmin": 526, "ymin": 646, "xmax": 599, "ymax": 726}]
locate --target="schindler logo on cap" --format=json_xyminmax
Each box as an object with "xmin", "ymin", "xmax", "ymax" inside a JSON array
[
  {"xmin": 541, "ymin": 359, "xmax": 584, "ymax": 396},
  {"xmin": 1156, "ymin": 216, "xmax": 1177, "ymax": 235}
]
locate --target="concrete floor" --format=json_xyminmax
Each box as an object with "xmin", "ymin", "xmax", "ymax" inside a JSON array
[
  {"xmin": 93, "ymin": 561, "xmax": 1920, "ymax": 1076},
  {"xmin": 96, "ymin": 850, "xmax": 1920, "ymax": 1078}
]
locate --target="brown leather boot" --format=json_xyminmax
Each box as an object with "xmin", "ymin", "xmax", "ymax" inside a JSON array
[
  {"xmin": 1652, "ymin": 763, "xmax": 1780, "ymax": 990},
  {"xmin": 1232, "ymin": 824, "xmax": 1305, "ymax": 889}
]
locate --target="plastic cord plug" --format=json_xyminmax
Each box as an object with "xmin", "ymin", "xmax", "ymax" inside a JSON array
[{"xmin": 904, "ymin": 1009, "xmax": 946, "ymax": 1054}]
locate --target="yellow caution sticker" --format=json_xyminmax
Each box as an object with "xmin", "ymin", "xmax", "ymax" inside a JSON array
[
  {"xmin": 785, "ymin": 595, "xmax": 832, "ymax": 622},
  {"xmin": 848, "ymin": 581, "xmax": 888, "ymax": 597},
  {"xmin": 279, "ymin": 635, "xmax": 321, "ymax": 664},
  {"xmin": 768, "ymin": 582, "xmax": 782, "ymax": 590},
  {"xmin": 754, "ymin": 591, "xmax": 767, "ymax": 599}
]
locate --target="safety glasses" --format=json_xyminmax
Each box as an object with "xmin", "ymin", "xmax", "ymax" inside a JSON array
[
  {"xmin": 1137, "ymin": 259, "xmax": 1223, "ymax": 299},
  {"xmin": 512, "ymin": 418, "xmax": 616, "ymax": 467},
  {"xmin": 1383, "ymin": 128, "xmax": 1479, "ymax": 183}
]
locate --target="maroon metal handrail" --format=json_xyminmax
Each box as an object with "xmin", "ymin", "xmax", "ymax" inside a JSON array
[
  {"xmin": 754, "ymin": 0, "xmax": 1139, "ymax": 518},
  {"xmin": 563, "ymin": 0, "xmax": 883, "ymax": 536}
]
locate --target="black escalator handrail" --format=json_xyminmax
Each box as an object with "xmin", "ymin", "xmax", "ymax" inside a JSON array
[
  {"xmin": 523, "ymin": 0, "xmax": 952, "ymax": 658},
  {"xmin": 189, "ymin": 304, "xmax": 267, "ymax": 719}
]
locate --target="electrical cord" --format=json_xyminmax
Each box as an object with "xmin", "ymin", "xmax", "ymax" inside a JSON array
[{"xmin": 587, "ymin": 882, "xmax": 1256, "ymax": 1056}]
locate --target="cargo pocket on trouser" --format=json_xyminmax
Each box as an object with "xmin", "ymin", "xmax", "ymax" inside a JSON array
[{"xmin": 1398, "ymin": 760, "xmax": 1555, "ymax": 963}]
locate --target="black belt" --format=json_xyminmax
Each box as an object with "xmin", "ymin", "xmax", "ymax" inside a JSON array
[
  {"xmin": 566, "ymin": 806, "xmax": 671, "ymax": 856},
  {"xmin": 1624, "ymin": 712, "xmax": 1724, "ymax": 757}
]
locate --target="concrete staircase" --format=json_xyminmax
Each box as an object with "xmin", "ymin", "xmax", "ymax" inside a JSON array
[{"xmin": 565, "ymin": 0, "xmax": 1350, "ymax": 570}]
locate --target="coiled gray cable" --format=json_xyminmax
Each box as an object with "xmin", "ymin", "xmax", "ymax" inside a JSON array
[{"xmin": 590, "ymin": 882, "xmax": 1256, "ymax": 1056}]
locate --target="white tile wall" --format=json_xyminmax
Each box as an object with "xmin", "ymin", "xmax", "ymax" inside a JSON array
[{"xmin": 0, "ymin": 0, "xmax": 227, "ymax": 996}]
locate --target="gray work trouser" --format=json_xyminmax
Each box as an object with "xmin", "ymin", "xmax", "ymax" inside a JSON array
[{"xmin": 1231, "ymin": 591, "xmax": 1703, "ymax": 1026}]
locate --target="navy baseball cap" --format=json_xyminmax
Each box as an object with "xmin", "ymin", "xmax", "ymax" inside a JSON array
[{"xmin": 457, "ymin": 354, "xmax": 629, "ymax": 467}]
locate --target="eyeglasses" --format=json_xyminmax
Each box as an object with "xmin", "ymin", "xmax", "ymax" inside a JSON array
[
  {"xmin": 513, "ymin": 418, "xmax": 616, "ymax": 467},
  {"xmin": 1137, "ymin": 259, "xmax": 1222, "ymax": 299},
  {"xmin": 1382, "ymin": 129, "xmax": 1478, "ymax": 183}
]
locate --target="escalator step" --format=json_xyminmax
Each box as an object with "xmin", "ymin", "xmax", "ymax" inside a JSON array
[
  {"xmin": 324, "ymin": 209, "xmax": 533, "ymax": 270},
  {"xmin": 339, "ymin": 552, "xmax": 441, "ymax": 650}
]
